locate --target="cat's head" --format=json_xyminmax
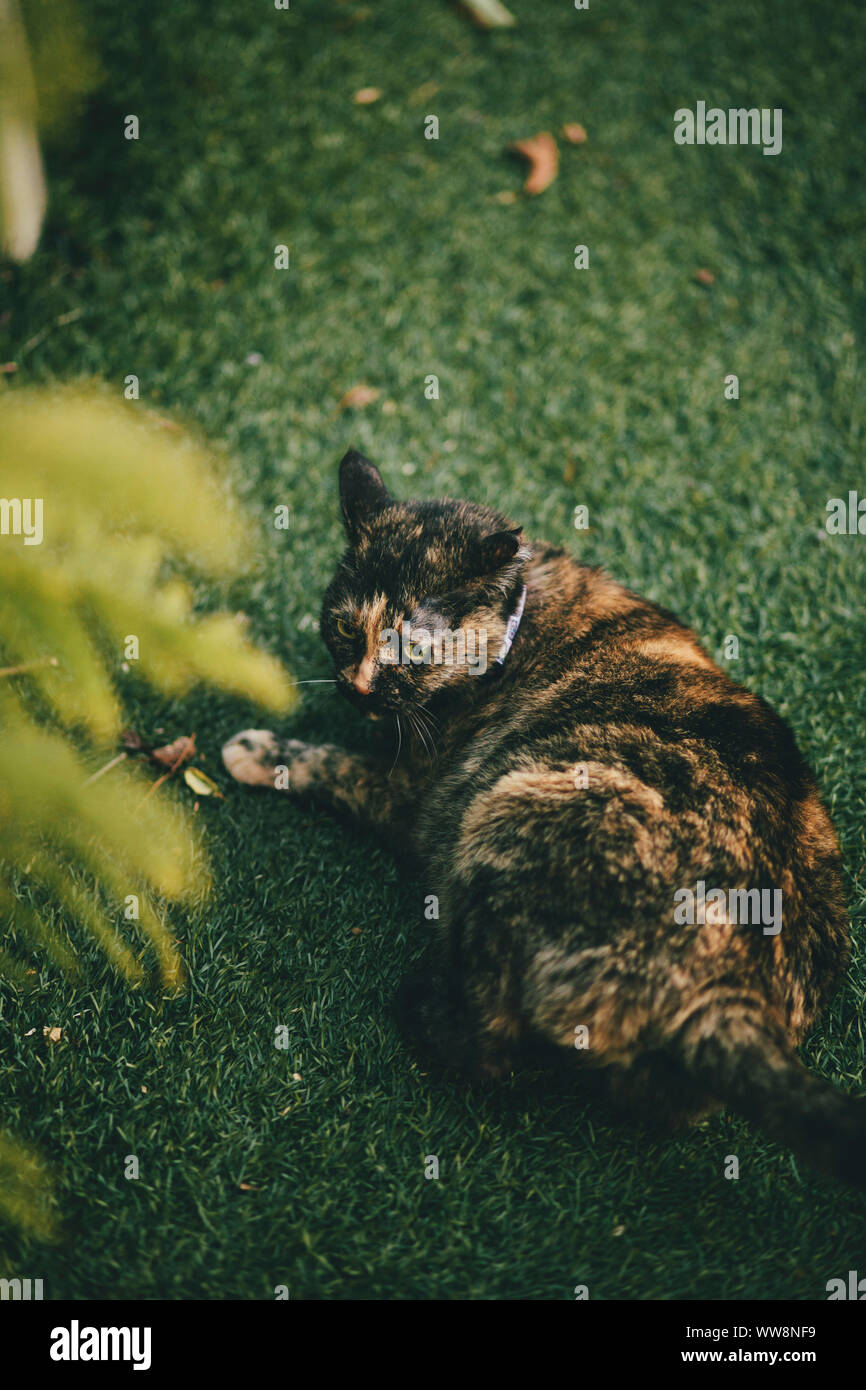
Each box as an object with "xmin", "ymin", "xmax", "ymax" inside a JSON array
[{"xmin": 321, "ymin": 450, "xmax": 530, "ymax": 721}]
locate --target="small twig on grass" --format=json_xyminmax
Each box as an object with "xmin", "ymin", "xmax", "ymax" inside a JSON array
[
  {"xmin": 18, "ymin": 307, "xmax": 84, "ymax": 359},
  {"xmin": 140, "ymin": 735, "xmax": 196, "ymax": 803},
  {"xmin": 83, "ymin": 752, "xmax": 129, "ymax": 786},
  {"xmin": 0, "ymin": 655, "xmax": 58, "ymax": 678}
]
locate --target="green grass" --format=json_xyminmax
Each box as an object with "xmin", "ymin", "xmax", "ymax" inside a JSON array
[{"xmin": 2, "ymin": 0, "xmax": 866, "ymax": 1299}]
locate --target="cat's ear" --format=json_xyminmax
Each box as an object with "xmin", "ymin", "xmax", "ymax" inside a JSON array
[
  {"xmin": 339, "ymin": 449, "xmax": 392, "ymax": 540},
  {"xmin": 478, "ymin": 527, "xmax": 523, "ymax": 573}
]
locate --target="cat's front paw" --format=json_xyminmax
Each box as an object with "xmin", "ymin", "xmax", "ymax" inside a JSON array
[{"xmin": 222, "ymin": 729, "xmax": 310, "ymax": 789}]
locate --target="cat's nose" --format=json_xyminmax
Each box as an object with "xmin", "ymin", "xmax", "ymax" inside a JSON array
[{"xmin": 352, "ymin": 656, "xmax": 376, "ymax": 695}]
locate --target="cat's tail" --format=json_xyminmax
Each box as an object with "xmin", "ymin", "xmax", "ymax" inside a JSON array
[{"xmin": 675, "ymin": 995, "xmax": 866, "ymax": 1190}]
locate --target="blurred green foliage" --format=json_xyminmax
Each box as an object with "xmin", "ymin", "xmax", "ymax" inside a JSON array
[
  {"xmin": 0, "ymin": 388, "xmax": 295, "ymax": 1237},
  {"xmin": 0, "ymin": 387, "xmax": 295, "ymax": 990},
  {"xmin": 0, "ymin": 0, "xmax": 98, "ymax": 260}
]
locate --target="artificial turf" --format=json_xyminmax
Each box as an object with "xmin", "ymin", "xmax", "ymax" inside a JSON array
[{"xmin": 1, "ymin": 0, "xmax": 866, "ymax": 1300}]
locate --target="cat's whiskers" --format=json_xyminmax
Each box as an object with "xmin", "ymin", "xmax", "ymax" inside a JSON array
[
  {"xmin": 408, "ymin": 704, "xmax": 438, "ymax": 760},
  {"xmin": 420, "ymin": 703, "xmax": 442, "ymax": 733},
  {"xmin": 405, "ymin": 708, "xmax": 427, "ymax": 758},
  {"xmin": 417, "ymin": 701, "xmax": 440, "ymax": 748},
  {"xmin": 387, "ymin": 713, "xmax": 403, "ymax": 780},
  {"xmin": 418, "ymin": 714, "xmax": 438, "ymax": 759}
]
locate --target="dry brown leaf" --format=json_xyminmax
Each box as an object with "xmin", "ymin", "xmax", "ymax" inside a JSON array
[
  {"xmin": 354, "ymin": 87, "xmax": 382, "ymax": 105},
  {"xmin": 137, "ymin": 731, "xmax": 203, "ymax": 804},
  {"xmin": 151, "ymin": 734, "xmax": 196, "ymax": 768},
  {"xmin": 338, "ymin": 384, "xmax": 380, "ymax": 410},
  {"xmin": 43, "ymin": 1026, "xmax": 62, "ymax": 1043},
  {"xmin": 409, "ymin": 81, "xmax": 440, "ymax": 106},
  {"xmin": 562, "ymin": 123, "xmax": 588, "ymax": 144},
  {"xmin": 510, "ymin": 132, "xmax": 559, "ymax": 196}
]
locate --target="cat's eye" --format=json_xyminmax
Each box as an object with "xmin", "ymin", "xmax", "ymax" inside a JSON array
[
  {"xmin": 336, "ymin": 618, "xmax": 356, "ymax": 639},
  {"xmin": 408, "ymin": 636, "xmax": 431, "ymax": 663}
]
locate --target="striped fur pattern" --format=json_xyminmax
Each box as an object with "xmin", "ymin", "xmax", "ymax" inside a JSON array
[{"xmin": 223, "ymin": 451, "xmax": 862, "ymax": 1187}]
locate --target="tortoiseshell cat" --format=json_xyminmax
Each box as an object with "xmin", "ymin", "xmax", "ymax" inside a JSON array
[{"xmin": 224, "ymin": 450, "xmax": 862, "ymax": 1188}]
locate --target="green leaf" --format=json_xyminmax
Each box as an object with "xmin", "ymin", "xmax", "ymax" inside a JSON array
[{"xmin": 183, "ymin": 767, "xmax": 223, "ymax": 798}]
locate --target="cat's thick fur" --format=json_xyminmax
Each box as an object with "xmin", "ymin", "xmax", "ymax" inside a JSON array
[{"xmin": 224, "ymin": 450, "xmax": 864, "ymax": 1188}]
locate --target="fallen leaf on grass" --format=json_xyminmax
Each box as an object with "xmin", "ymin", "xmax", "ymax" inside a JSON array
[
  {"xmin": 130, "ymin": 731, "xmax": 202, "ymax": 802},
  {"xmin": 562, "ymin": 123, "xmax": 588, "ymax": 144},
  {"xmin": 43, "ymin": 1026, "xmax": 62, "ymax": 1043},
  {"xmin": 122, "ymin": 729, "xmax": 196, "ymax": 769},
  {"xmin": 510, "ymin": 132, "xmax": 559, "ymax": 196},
  {"xmin": 694, "ymin": 267, "xmax": 715, "ymax": 285},
  {"xmin": 151, "ymin": 734, "xmax": 196, "ymax": 768},
  {"xmin": 409, "ymin": 81, "xmax": 440, "ymax": 106},
  {"xmin": 183, "ymin": 767, "xmax": 224, "ymax": 798},
  {"xmin": 460, "ymin": 0, "xmax": 516, "ymax": 28},
  {"xmin": 354, "ymin": 87, "xmax": 382, "ymax": 105},
  {"xmin": 338, "ymin": 384, "xmax": 380, "ymax": 410}
]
